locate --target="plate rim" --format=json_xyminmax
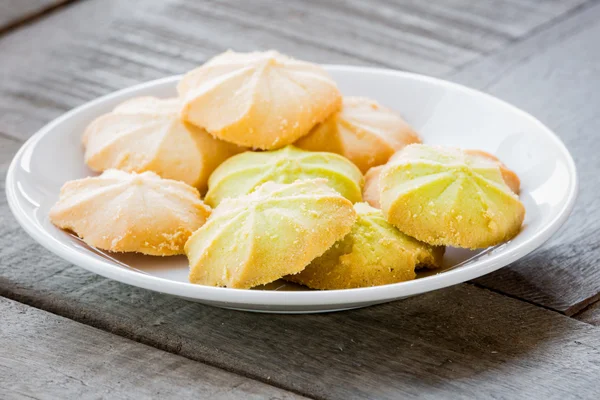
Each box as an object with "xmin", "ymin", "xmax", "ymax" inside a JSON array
[{"xmin": 5, "ymin": 65, "xmax": 579, "ymax": 308}]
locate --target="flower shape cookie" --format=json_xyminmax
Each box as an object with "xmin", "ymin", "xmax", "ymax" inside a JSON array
[
  {"xmin": 205, "ymin": 145, "xmax": 363, "ymax": 207},
  {"xmin": 50, "ymin": 170, "xmax": 211, "ymax": 255},
  {"xmin": 296, "ymin": 97, "xmax": 420, "ymax": 172},
  {"xmin": 380, "ymin": 144, "xmax": 525, "ymax": 249},
  {"xmin": 178, "ymin": 50, "xmax": 342, "ymax": 149},
  {"xmin": 186, "ymin": 179, "xmax": 357, "ymax": 289},
  {"xmin": 83, "ymin": 96, "xmax": 242, "ymax": 192},
  {"xmin": 287, "ymin": 203, "xmax": 444, "ymax": 289}
]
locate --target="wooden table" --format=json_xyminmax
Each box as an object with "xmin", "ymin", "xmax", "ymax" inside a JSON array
[{"xmin": 1, "ymin": 1, "xmax": 600, "ymax": 398}]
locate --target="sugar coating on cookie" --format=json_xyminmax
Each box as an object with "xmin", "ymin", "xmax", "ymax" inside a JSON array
[
  {"xmin": 177, "ymin": 50, "xmax": 342, "ymax": 150},
  {"xmin": 380, "ymin": 144, "xmax": 525, "ymax": 249},
  {"xmin": 49, "ymin": 170, "xmax": 211, "ymax": 256},
  {"xmin": 287, "ymin": 203, "xmax": 444, "ymax": 289},
  {"xmin": 186, "ymin": 179, "xmax": 357, "ymax": 289},
  {"xmin": 295, "ymin": 97, "xmax": 421, "ymax": 173},
  {"xmin": 83, "ymin": 96, "xmax": 243, "ymax": 192},
  {"xmin": 205, "ymin": 145, "xmax": 364, "ymax": 207}
]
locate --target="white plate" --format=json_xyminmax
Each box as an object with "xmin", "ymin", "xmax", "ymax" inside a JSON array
[{"xmin": 5, "ymin": 66, "xmax": 577, "ymax": 313}]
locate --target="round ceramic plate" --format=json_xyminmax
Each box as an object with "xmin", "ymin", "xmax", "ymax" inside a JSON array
[{"xmin": 5, "ymin": 66, "xmax": 577, "ymax": 313}]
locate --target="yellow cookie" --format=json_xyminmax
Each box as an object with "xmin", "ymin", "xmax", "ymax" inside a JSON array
[
  {"xmin": 83, "ymin": 96, "xmax": 243, "ymax": 192},
  {"xmin": 380, "ymin": 144, "xmax": 525, "ymax": 249},
  {"xmin": 186, "ymin": 179, "xmax": 357, "ymax": 289},
  {"xmin": 287, "ymin": 203, "xmax": 444, "ymax": 289},
  {"xmin": 296, "ymin": 97, "xmax": 420, "ymax": 173},
  {"xmin": 50, "ymin": 170, "xmax": 211, "ymax": 255},
  {"xmin": 465, "ymin": 149, "xmax": 521, "ymax": 194},
  {"xmin": 178, "ymin": 50, "xmax": 342, "ymax": 149},
  {"xmin": 366, "ymin": 149, "xmax": 519, "ymax": 210},
  {"xmin": 205, "ymin": 145, "xmax": 363, "ymax": 207}
]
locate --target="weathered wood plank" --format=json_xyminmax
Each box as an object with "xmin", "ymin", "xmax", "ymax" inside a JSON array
[
  {"xmin": 1, "ymin": 0, "xmax": 600, "ymax": 397},
  {"xmin": 0, "ymin": 0, "xmax": 68, "ymax": 33},
  {"xmin": 0, "ymin": 297, "xmax": 305, "ymax": 400},
  {"xmin": 1, "ymin": 133, "xmax": 600, "ymax": 398},
  {"xmin": 209, "ymin": 0, "xmax": 588, "ymax": 69},
  {"xmin": 2, "ymin": 237, "xmax": 600, "ymax": 398},
  {"xmin": 450, "ymin": 1, "xmax": 600, "ymax": 315},
  {"xmin": 0, "ymin": 0, "xmax": 587, "ymax": 141},
  {"xmin": 576, "ymin": 302, "xmax": 600, "ymax": 326}
]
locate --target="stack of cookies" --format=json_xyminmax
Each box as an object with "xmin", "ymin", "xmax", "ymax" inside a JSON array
[{"xmin": 50, "ymin": 50, "xmax": 525, "ymax": 290}]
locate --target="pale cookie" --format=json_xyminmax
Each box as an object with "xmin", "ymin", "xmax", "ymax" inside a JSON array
[
  {"xmin": 296, "ymin": 97, "xmax": 420, "ymax": 173},
  {"xmin": 83, "ymin": 96, "xmax": 243, "ymax": 192},
  {"xmin": 178, "ymin": 50, "xmax": 342, "ymax": 150},
  {"xmin": 50, "ymin": 170, "xmax": 211, "ymax": 256}
]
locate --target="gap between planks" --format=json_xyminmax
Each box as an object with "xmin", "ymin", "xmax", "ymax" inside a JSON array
[
  {"xmin": 446, "ymin": 0, "xmax": 600, "ymax": 316},
  {"xmin": 0, "ymin": 0, "xmax": 78, "ymax": 36},
  {"xmin": 0, "ymin": 291, "xmax": 317, "ymax": 399},
  {"xmin": 0, "ymin": 297, "xmax": 308, "ymax": 400}
]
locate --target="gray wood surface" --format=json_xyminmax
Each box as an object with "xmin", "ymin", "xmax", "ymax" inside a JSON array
[
  {"xmin": 577, "ymin": 302, "xmax": 600, "ymax": 326},
  {"xmin": 451, "ymin": 0, "xmax": 600, "ymax": 315},
  {"xmin": 0, "ymin": 0, "xmax": 68, "ymax": 32},
  {"xmin": 2, "ymin": 234, "xmax": 600, "ymax": 399},
  {"xmin": 2, "ymin": 0, "xmax": 600, "ymax": 398},
  {"xmin": 0, "ymin": 297, "xmax": 304, "ymax": 400},
  {"xmin": 0, "ymin": 0, "xmax": 587, "ymax": 141}
]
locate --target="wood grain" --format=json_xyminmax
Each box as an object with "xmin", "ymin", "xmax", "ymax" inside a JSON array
[
  {"xmin": 451, "ymin": 1, "xmax": 600, "ymax": 315},
  {"xmin": 2, "ymin": 229, "xmax": 600, "ymax": 399},
  {"xmin": 0, "ymin": 0, "xmax": 69, "ymax": 33},
  {"xmin": 1, "ymin": 0, "xmax": 600, "ymax": 397},
  {"xmin": 0, "ymin": 0, "xmax": 588, "ymax": 141},
  {"xmin": 0, "ymin": 297, "xmax": 304, "ymax": 400}
]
